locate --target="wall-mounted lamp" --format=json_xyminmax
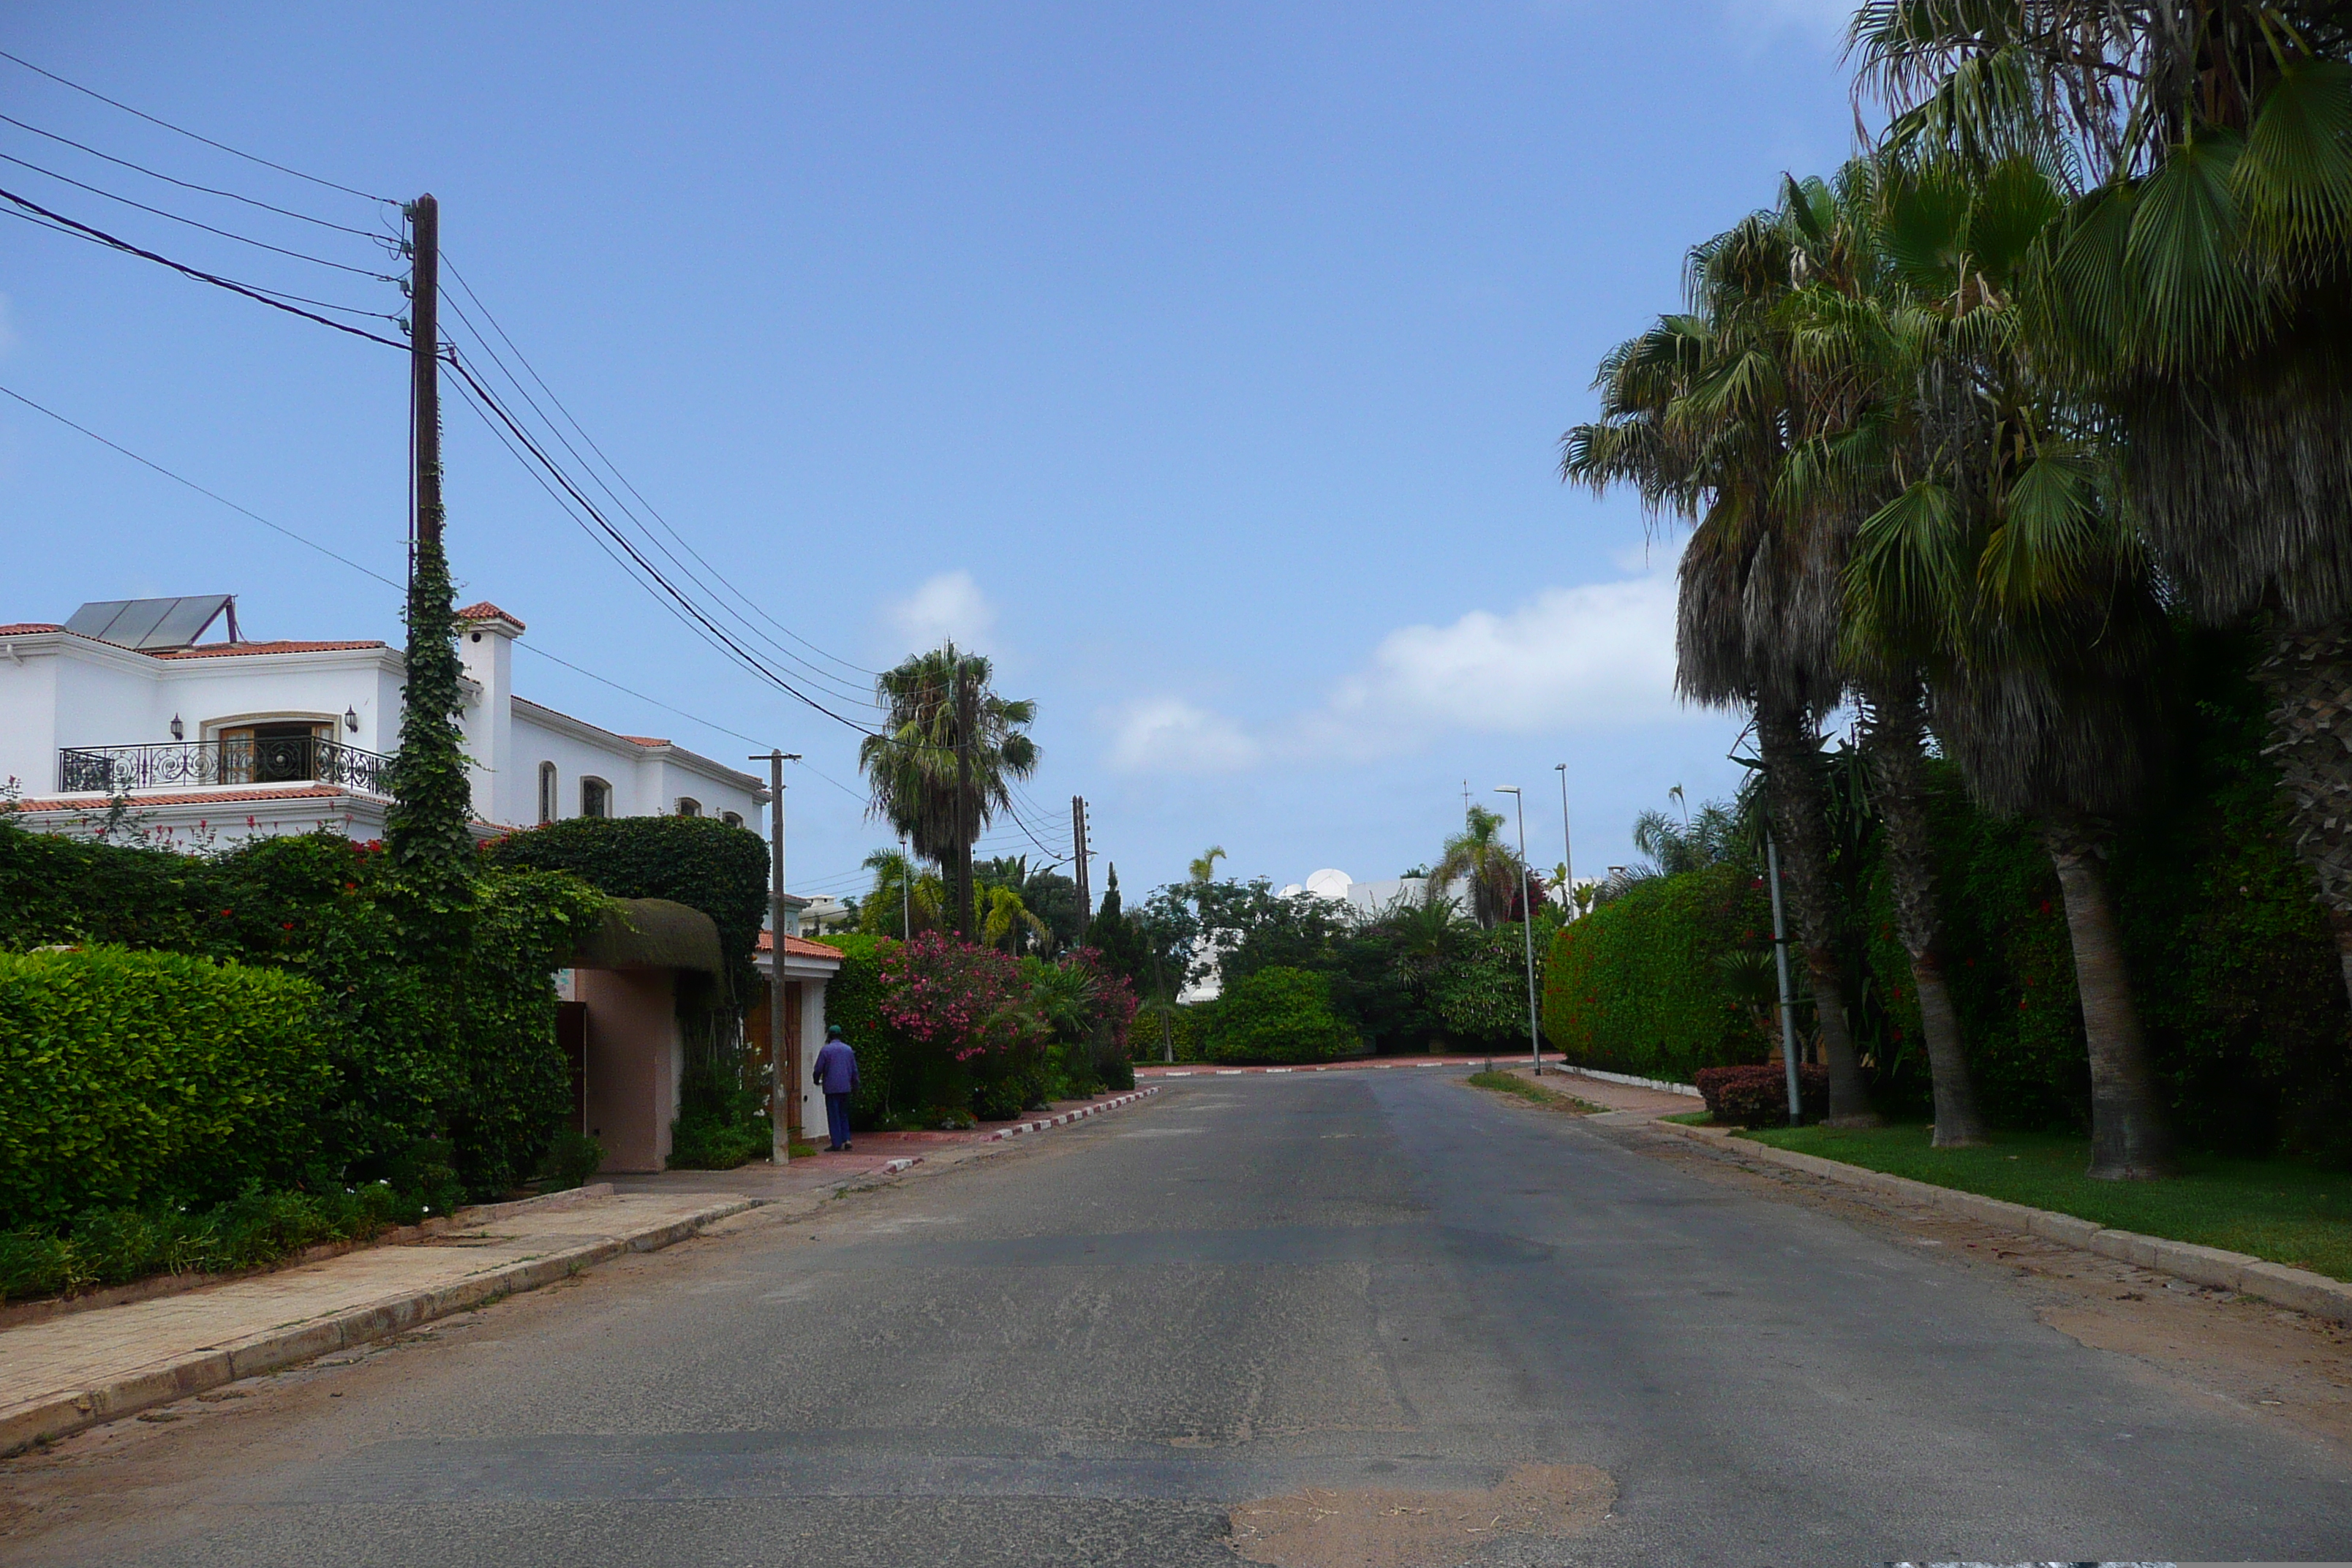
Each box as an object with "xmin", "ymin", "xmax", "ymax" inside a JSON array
[
  {"xmin": 344, "ymin": 706, "xmax": 360, "ymax": 733},
  {"xmin": 169, "ymin": 715, "xmax": 184, "ymax": 741}
]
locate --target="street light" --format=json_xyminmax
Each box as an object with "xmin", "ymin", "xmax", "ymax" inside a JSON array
[
  {"xmin": 1494, "ymin": 786, "xmax": 1542, "ymax": 1076},
  {"xmin": 1553, "ymin": 762, "xmax": 1572, "ymax": 918}
]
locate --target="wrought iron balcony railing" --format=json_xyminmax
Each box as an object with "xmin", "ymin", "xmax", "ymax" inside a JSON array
[{"xmin": 57, "ymin": 737, "xmax": 393, "ymax": 796}]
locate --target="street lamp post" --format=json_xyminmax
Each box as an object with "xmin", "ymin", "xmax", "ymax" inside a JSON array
[
  {"xmin": 1494, "ymin": 786, "xmax": 1542, "ymax": 1076},
  {"xmin": 1552, "ymin": 762, "xmax": 1572, "ymax": 917}
]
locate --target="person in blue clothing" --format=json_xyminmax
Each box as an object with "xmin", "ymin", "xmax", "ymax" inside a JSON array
[{"xmin": 812, "ymin": 1022, "xmax": 859, "ymax": 1152}]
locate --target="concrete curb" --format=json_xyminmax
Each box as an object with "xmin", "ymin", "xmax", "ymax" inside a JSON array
[
  {"xmin": 1650, "ymin": 1120, "xmax": 2352, "ymax": 1324},
  {"xmin": 0, "ymin": 1195, "xmax": 756, "ymax": 1457},
  {"xmin": 1549, "ymin": 1064, "xmax": 1703, "ymax": 1099},
  {"xmin": 982, "ymin": 1086, "xmax": 1160, "ymax": 1142}
]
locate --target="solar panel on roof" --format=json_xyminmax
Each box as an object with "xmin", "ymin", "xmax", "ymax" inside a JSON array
[{"xmin": 64, "ymin": 595, "xmax": 235, "ymax": 650}]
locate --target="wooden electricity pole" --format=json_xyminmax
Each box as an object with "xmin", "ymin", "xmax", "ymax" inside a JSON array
[
  {"xmin": 753, "ymin": 749, "xmax": 803, "ymax": 1156},
  {"xmin": 409, "ymin": 195, "xmax": 440, "ymax": 554},
  {"xmin": 1071, "ymin": 796, "xmax": 1091, "ymax": 929}
]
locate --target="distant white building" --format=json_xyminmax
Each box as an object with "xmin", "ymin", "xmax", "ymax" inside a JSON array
[{"xmin": 0, "ymin": 594, "xmax": 768, "ymax": 848}]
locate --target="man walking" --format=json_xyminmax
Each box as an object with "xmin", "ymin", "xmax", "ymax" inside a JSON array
[{"xmin": 812, "ymin": 1022, "xmax": 859, "ymax": 1153}]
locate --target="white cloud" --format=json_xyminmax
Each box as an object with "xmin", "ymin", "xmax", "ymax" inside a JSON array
[
  {"xmin": 1306, "ymin": 571, "xmax": 1687, "ymax": 757},
  {"xmin": 887, "ymin": 570, "xmax": 995, "ymax": 652},
  {"xmin": 1100, "ymin": 561, "xmax": 1703, "ymax": 776},
  {"xmin": 1107, "ymin": 697, "xmax": 1260, "ymax": 775}
]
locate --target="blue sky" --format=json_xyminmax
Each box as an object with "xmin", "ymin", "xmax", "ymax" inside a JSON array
[{"xmin": 1, "ymin": 1, "xmax": 1864, "ymax": 904}]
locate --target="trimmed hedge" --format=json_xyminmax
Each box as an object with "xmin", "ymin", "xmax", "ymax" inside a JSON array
[
  {"xmin": 1694, "ymin": 1063, "xmax": 1828, "ymax": 1126},
  {"xmin": 0, "ymin": 946, "xmax": 333, "ymax": 1226},
  {"xmin": 1542, "ymin": 861, "xmax": 1774, "ymax": 1082},
  {"xmin": 1204, "ymin": 966, "xmax": 1360, "ymax": 1063}
]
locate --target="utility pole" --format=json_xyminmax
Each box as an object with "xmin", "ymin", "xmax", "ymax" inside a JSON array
[
  {"xmin": 1553, "ymin": 762, "xmax": 1573, "ymax": 917},
  {"xmin": 900, "ymin": 831, "xmax": 912, "ymax": 941},
  {"xmin": 753, "ymin": 750, "xmax": 803, "ymax": 1158},
  {"xmin": 1071, "ymin": 796, "xmax": 1091, "ymax": 930},
  {"xmin": 1766, "ymin": 832, "xmax": 1803, "ymax": 1126},
  {"xmin": 408, "ymin": 195, "xmax": 440, "ymax": 555},
  {"xmin": 954, "ymin": 657, "xmax": 976, "ymax": 941},
  {"xmin": 1496, "ymin": 787, "xmax": 1542, "ymax": 1075}
]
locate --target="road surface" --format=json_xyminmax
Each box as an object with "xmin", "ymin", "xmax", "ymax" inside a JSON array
[{"xmin": 6, "ymin": 1069, "xmax": 2349, "ymax": 1564}]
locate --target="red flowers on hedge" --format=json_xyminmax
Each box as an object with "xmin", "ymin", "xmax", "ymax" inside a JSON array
[{"xmin": 876, "ymin": 932, "xmax": 1027, "ymax": 1063}]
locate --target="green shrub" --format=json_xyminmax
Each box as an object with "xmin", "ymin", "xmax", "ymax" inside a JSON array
[
  {"xmin": 1542, "ymin": 862, "xmax": 1773, "ymax": 1082},
  {"xmin": 538, "ymin": 1131, "xmax": 606, "ymax": 1191},
  {"xmin": 1204, "ymin": 967, "xmax": 1360, "ymax": 1063},
  {"xmin": 1430, "ymin": 924, "xmax": 1542, "ymax": 1045},
  {"xmin": 668, "ymin": 1079, "xmax": 770, "ymax": 1169},
  {"xmin": 0, "ymin": 946, "xmax": 333, "ymax": 1228}
]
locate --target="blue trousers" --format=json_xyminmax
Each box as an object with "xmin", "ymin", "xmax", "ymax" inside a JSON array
[{"xmin": 825, "ymin": 1092, "xmax": 853, "ymax": 1150}]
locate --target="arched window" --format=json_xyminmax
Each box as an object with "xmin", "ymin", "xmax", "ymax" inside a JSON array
[
  {"xmin": 720, "ymin": 810, "xmax": 743, "ymax": 828},
  {"xmin": 581, "ymin": 777, "xmax": 611, "ymax": 818},
  {"xmin": 676, "ymin": 797, "xmax": 702, "ymax": 818},
  {"xmin": 538, "ymin": 761, "xmax": 558, "ymax": 825}
]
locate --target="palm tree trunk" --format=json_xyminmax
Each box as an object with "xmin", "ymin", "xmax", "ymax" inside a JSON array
[
  {"xmin": 1859, "ymin": 678, "xmax": 1985, "ymax": 1146},
  {"xmin": 1756, "ymin": 699, "xmax": 1876, "ymax": 1126},
  {"xmin": 2255, "ymin": 625, "xmax": 2352, "ymax": 1009},
  {"xmin": 2038, "ymin": 815, "xmax": 2176, "ymax": 1180}
]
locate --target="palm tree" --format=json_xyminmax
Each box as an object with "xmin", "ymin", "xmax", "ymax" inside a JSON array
[
  {"xmin": 859, "ymin": 643, "xmax": 1039, "ymax": 940},
  {"xmin": 1837, "ymin": 152, "xmax": 2179, "ymax": 1177},
  {"xmin": 1188, "ymin": 846, "xmax": 1228, "ymax": 886},
  {"xmin": 1565, "ymin": 210, "xmax": 1879, "ymax": 1125},
  {"xmin": 857, "ymin": 846, "xmax": 945, "ymax": 938},
  {"xmin": 1431, "ymin": 806, "xmax": 1528, "ymax": 928},
  {"xmin": 1851, "ymin": 0, "xmax": 2352, "ymax": 1005},
  {"xmin": 977, "ymin": 882, "xmax": 1053, "ymax": 955}
]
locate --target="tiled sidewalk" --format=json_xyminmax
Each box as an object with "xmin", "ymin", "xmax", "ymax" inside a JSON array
[{"xmin": 0, "ymin": 1188, "xmax": 751, "ymax": 1454}]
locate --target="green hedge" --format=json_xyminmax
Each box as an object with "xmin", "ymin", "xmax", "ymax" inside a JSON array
[
  {"xmin": 0, "ymin": 826, "xmax": 608, "ymax": 1212},
  {"xmin": 1431, "ymin": 924, "xmax": 1544, "ymax": 1046},
  {"xmin": 1542, "ymin": 861, "xmax": 1773, "ymax": 1082},
  {"xmin": 1204, "ymin": 966, "xmax": 1360, "ymax": 1063},
  {"xmin": 0, "ymin": 946, "xmax": 333, "ymax": 1227}
]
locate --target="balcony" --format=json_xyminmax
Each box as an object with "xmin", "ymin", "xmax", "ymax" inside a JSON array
[{"xmin": 58, "ymin": 737, "xmax": 393, "ymax": 796}]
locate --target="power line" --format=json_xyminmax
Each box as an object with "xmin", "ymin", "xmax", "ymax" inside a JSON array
[
  {"xmin": 434, "ymin": 282, "xmax": 883, "ymax": 712},
  {"xmin": 0, "ymin": 377, "xmax": 810, "ymax": 766},
  {"xmin": 0, "ymin": 148, "xmax": 396, "ymax": 277},
  {"xmin": 445, "ymin": 353, "xmax": 881, "ymax": 734},
  {"xmin": 0, "ymin": 48, "xmax": 396, "ymax": 206},
  {"xmin": 0, "ymin": 185, "xmax": 407, "ymax": 348},
  {"xmin": 437, "ymin": 253, "xmax": 883, "ymax": 689},
  {"xmin": 0, "ymin": 111, "xmax": 388, "ymax": 238}
]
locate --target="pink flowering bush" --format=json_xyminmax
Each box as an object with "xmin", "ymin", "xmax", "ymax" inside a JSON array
[{"xmin": 876, "ymin": 932, "xmax": 1030, "ymax": 1065}]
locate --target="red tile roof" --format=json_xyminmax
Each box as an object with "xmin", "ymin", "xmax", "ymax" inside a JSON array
[
  {"xmin": 147, "ymin": 640, "xmax": 386, "ymax": 660},
  {"xmin": 755, "ymin": 930, "xmax": 847, "ymax": 963},
  {"xmin": 0, "ymin": 623, "xmax": 62, "ymax": 636},
  {"xmin": 457, "ymin": 602, "xmax": 526, "ymax": 630},
  {"xmin": 622, "ymin": 736, "xmax": 671, "ymax": 747},
  {"xmin": 10, "ymin": 785, "xmax": 361, "ymax": 813}
]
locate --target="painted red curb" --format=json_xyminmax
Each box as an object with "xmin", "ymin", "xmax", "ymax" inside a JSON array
[{"xmin": 981, "ymin": 1086, "xmax": 1161, "ymax": 1143}]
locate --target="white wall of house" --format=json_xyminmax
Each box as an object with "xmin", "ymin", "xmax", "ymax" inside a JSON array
[{"xmin": 1, "ymin": 600, "xmax": 766, "ymax": 844}]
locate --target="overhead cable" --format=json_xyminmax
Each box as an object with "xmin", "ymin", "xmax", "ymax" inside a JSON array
[
  {"xmin": 0, "ymin": 111, "xmax": 388, "ymax": 238},
  {"xmin": 0, "ymin": 148, "xmax": 396, "ymax": 276},
  {"xmin": 0, "ymin": 185, "xmax": 407, "ymax": 349},
  {"xmin": 0, "ymin": 49, "xmax": 396, "ymax": 205}
]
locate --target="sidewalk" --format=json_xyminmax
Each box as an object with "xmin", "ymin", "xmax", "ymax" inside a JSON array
[
  {"xmin": 1501, "ymin": 1063, "xmax": 1697, "ymax": 1117},
  {"xmin": 1137, "ymin": 1052, "xmax": 1570, "ymax": 1079},
  {"xmin": 0, "ymin": 1186, "xmax": 750, "ymax": 1456}
]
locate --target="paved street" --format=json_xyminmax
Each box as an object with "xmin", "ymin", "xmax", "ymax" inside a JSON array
[{"xmin": 7, "ymin": 1069, "xmax": 2351, "ymax": 1565}]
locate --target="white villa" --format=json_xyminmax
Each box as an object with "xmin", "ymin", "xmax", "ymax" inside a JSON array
[{"xmin": 0, "ymin": 594, "xmax": 768, "ymax": 846}]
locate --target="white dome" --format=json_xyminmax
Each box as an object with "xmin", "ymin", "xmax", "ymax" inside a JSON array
[{"xmin": 1303, "ymin": 868, "xmax": 1354, "ymax": 900}]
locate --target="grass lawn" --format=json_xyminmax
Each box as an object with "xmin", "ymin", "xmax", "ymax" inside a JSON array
[
  {"xmin": 1466, "ymin": 1071, "xmax": 1606, "ymax": 1115},
  {"xmin": 1741, "ymin": 1123, "xmax": 2352, "ymax": 1282}
]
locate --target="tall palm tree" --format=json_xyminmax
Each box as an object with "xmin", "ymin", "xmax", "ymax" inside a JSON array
[
  {"xmin": 858, "ymin": 846, "xmax": 944, "ymax": 938},
  {"xmin": 1565, "ymin": 211, "xmax": 1880, "ymax": 1125},
  {"xmin": 1430, "ymin": 806, "xmax": 1529, "ymax": 928},
  {"xmin": 1838, "ymin": 153, "xmax": 2179, "ymax": 1177},
  {"xmin": 859, "ymin": 643, "xmax": 1039, "ymax": 940},
  {"xmin": 1187, "ymin": 846, "xmax": 1228, "ymax": 886},
  {"xmin": 1851, "ymin": 0, "xmax": 2352, "ymax": 1002}
]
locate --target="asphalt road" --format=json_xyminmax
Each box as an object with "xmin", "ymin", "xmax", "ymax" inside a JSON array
[{"xmin": 12, "ymin": 1070, "xmax": 2352, "ymax": 1565}]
